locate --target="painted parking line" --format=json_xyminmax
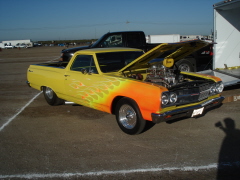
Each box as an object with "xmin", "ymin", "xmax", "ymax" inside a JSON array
[
  {"xmin": 0, "ymin": 163, "xmax": 218, "ymax": 179},
  {"xmin": 0, "ymin": 92, "xmax": 42, "ymax": 132}
]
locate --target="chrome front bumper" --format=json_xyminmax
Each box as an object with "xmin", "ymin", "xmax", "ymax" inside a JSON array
[{"xmin": 151, "ymin": 96, "xmax": 225, "ymax": 123}]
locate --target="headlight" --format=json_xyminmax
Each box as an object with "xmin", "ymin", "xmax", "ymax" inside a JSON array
[
  {"xmin": 162, "ymin": 92, "xmax": 178, "ymax": 106},
  {"xmin": 210, "ymin": 84, "xmax": 216, "ymax": 94},
  {"xmin": 216, "ymin": 82, "xmax": 224, "ymax": 93},
  {"xmin": 162, "ymin": 93, "xmax": 169, "ymax": 105},
  {"xmin": 169, "ymin": 93, "xmax": 177, "ymax": 103}
]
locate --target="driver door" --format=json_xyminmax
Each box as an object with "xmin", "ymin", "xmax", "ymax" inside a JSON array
[{"xmin": 64, "ymin": 54, "xmax": 102, "ymax": 108}]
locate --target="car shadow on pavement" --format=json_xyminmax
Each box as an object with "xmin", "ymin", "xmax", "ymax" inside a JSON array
[{"xmin": 215, "ymin": 118, "xmax": 240, "ymax": 180}]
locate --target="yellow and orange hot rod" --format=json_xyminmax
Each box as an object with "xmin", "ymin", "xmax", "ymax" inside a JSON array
[{"xmin": 27, "ymin": 40, "xmax": 224, "ymax": 135}]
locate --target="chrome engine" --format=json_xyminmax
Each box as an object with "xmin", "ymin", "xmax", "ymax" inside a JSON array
[{"xmin": 145, "ymin": 64, "xmax": 184, "ymax": 88}]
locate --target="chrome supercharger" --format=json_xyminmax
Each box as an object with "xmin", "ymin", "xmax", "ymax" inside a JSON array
[{"xmin": 145, "ymin": 64, "xmax": 184, "ymax": 88}]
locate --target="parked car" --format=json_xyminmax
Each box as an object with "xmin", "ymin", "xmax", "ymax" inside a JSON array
[
  {"xmin": 15, "ymin": 43, "xmax": 28, "ymax": 48},
  {"xmin": 15, "ymin": 43, "xmax": 21, "ymax": 48},
  {"xmin": 60, "ymin": 31, "xmax": 213, "ymax": 72},
  {"xmin": 4, "ymin": 44, "xmax": 15, "ymax": 49},
  {"xmin": 27, "ymin": 40, "xmax": 224, "ymax": 135}
]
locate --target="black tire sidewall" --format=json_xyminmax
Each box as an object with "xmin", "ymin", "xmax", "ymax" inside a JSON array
[
  {"xmin": 116, "ymin": 97, "xmax": 146, "ymax": 135},
  {"xmin": 43, "ymin": 87, "xmax": 63, "ymax": 106},
  {"xmin": 176, "ymin": 59, "xmax": 194, "ymax": 72}
]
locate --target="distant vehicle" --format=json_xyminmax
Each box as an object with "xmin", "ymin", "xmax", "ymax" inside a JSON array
[
  {"xmin": 15, "ymin": 43, "xmax": 21, "ymax": 48},
  {"xmin": 4, "ymin": 44, "xmax": 14, "ymax": 49},
  {"xmin": 33, "ymin": 43, "xmax": 38, "ymax": 47},
  {"xmin": 20, "ymin": 44, "xmax": 27, "ymax": 48},
  {"xmin": 60, "ymin": 31, "xmax": 213, "ymax": 72},
  {"xmin": 58, "ymin": 43, "xmax": 65, "ymax": 47},
  {"xmin": 16, "ymin": 43, "xmax": 28, "ymax": 48},
  {"xmin": 146, "ymin": 34, "xmax": 180, "ymax": 43},
  {"xmin": 33, "ymin": 43, "xmax": 42, "ymax": 47}
]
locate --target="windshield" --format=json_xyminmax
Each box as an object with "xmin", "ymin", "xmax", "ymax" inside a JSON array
[
  {"xmin": 96, "ymin": 51, "xmax": 144, "ymax": 73},
  {"xmin": 90, "ymin": 33, "xmax": 108, "ymax": 47}
]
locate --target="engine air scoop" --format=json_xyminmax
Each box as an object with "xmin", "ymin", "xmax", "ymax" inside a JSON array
[{"xmin": 163, "ymin": 58, "xmax": 174, "ymax": 68}]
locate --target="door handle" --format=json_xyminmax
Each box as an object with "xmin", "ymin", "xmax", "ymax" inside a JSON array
[
  {"xmin": 28, "ymin": 70, "xmax": 33, "ymax": 72},
  {"xmin": 64, "ymin": 75, "xmax": 70, "ymax": 77}
]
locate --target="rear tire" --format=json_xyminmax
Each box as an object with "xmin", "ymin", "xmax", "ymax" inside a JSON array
[
  {"xmin": 115, "ymin": 97, "xmax": 146, "ymax": 135},
  {"xmin": 43, "ymin": 87, "xmax": 64, "ymax": 106},
  {"xmin": 176, "ymin": 59, "xmax": 195, "ymax": 72}
]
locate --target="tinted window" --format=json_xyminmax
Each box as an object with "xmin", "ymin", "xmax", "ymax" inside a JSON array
[
  {"xmin": 71, "ymin": 55, "xmax": 97, "ymax": 73},
  {"xmin": 96, "ymin": 51, "xmax": 143, "ymax": 72}
]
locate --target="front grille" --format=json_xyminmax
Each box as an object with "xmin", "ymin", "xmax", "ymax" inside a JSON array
[
  {"xmin": 199, "ymin": 83, "xmax": 211, "ymax": 101},
  {"xmin": 162, "ymin": 81, "xmax": 213, "ymax": 108}
]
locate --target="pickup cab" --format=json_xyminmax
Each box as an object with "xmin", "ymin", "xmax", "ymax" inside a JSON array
[
  {"xmin": 61, "ymin": 31, "xmax": 213, "ymax": 72},
  {"xmin": 27, "ymin": 40, "xmax": 224, "ymax": 135}
]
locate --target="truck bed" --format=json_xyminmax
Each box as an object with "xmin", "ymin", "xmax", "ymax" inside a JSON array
[{"xmin": 36, "ymin": 61, "xmax": 69, "ymax": 68}]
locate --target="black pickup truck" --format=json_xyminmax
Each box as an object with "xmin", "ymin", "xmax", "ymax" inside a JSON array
[{"xmin": 60, "ymin": 31, "xmax": 213, "ymax": 72}]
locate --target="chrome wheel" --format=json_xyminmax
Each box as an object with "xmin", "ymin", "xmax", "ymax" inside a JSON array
[
  {"xmin": 116, "ymin": 97, "xmax": 146, "ymax": 135},
  {"xmin": 119, "ymin": 104, "xmax": 137, "ymax": 129},
  {"xmin": 178, "ymin": 63, "xmax": 191, "ymax": 72},
  {"xmin": 43, "ymin": 87, "xmax": 64, "ymax": 106},
  {"xmin": 45, "ymin": 87, "xmax": 54, "ymax": 99}
]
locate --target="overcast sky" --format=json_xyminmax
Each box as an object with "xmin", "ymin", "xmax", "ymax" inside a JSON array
[{"xmin": 0, "ymin": 0, "xmax": 219, "ymax": 41}]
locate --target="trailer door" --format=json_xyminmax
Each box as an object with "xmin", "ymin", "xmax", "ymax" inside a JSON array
[{"xmin": 213, "ymin": 0, "xmax": 240, "ymax": 69}]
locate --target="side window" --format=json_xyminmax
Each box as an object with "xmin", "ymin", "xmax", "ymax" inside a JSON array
[
  {"xmin": 124, "ymin": 51, "xmax": 144, "ymax": 65},
  {"xmin": 99, "ymin": 34, "xmax": 123, "ymax": 47},
  {"xmin": 96, "ymin": 51, "xmax": 144, "ymax": 72},
  {"xmin": 70, "ymin": 55, "xmax": 97, "ymax": 74},
  {"xmin": 97, "ymin": 52, "xmax": 124, "ymax": 72}
]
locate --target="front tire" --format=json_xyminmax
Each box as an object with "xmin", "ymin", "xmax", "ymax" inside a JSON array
[
  {"xmin": 43, "ymin": 87, "xmax": 64, "ymax": 106},
  {"xmin": 115, "ymin": 97, "xmax": 146, "ymax": 135}
]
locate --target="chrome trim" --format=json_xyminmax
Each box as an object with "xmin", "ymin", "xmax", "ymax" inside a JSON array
[
  {"xmin": 152, "ymin": 96, "xmax": 224, "ymax": 124},
  {"xmin": 64, "ymin": 101, "xmax": 76, "ymax": 105},
  {"xmin": 118, "ymin": 104, "xmax": 137, "ymax": 130}
]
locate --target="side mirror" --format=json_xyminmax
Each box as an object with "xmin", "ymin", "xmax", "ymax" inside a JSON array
[{"xmin": 81, "ymin": 68, "xmax": 87, "ymax": 74}]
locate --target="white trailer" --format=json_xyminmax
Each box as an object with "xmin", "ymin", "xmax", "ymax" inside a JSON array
[
  {"xmin": 0, "ymin": 43, "xmax": 4, "ymax": 49},
  {"xmin": 199, "ymin": 0, "xmax": 240, "ymax": 86},
  {"xmin": 146, "ymin": 34, "xmax": 180, "ymax": 43}
]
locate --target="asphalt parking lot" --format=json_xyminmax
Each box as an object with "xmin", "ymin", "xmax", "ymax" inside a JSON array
[{"xmin": 0, "ymin": 47, "xmax": 240, "ymax": 180}]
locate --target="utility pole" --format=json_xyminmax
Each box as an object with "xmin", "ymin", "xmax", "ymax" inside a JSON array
[{"xmin": 126, "ymin": 20, "xmax": 130, "ymax": 30}]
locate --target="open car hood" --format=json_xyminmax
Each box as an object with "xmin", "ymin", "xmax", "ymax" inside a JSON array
[{"xmin": 118, "ymin": 40, "xmax": 209, "ymax": 73}]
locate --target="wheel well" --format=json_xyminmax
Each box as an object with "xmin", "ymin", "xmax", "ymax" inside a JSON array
[
  {"xmin": 111, "ymin": 96, "xmax": 124, "ymax": 115},
  {"xmin": 40, "ymin": 86, "xmax": 45, "ymax": 91},
  {"xmin": 111, "ymin": 96, "xmax": 142, "ymax": 116}
]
